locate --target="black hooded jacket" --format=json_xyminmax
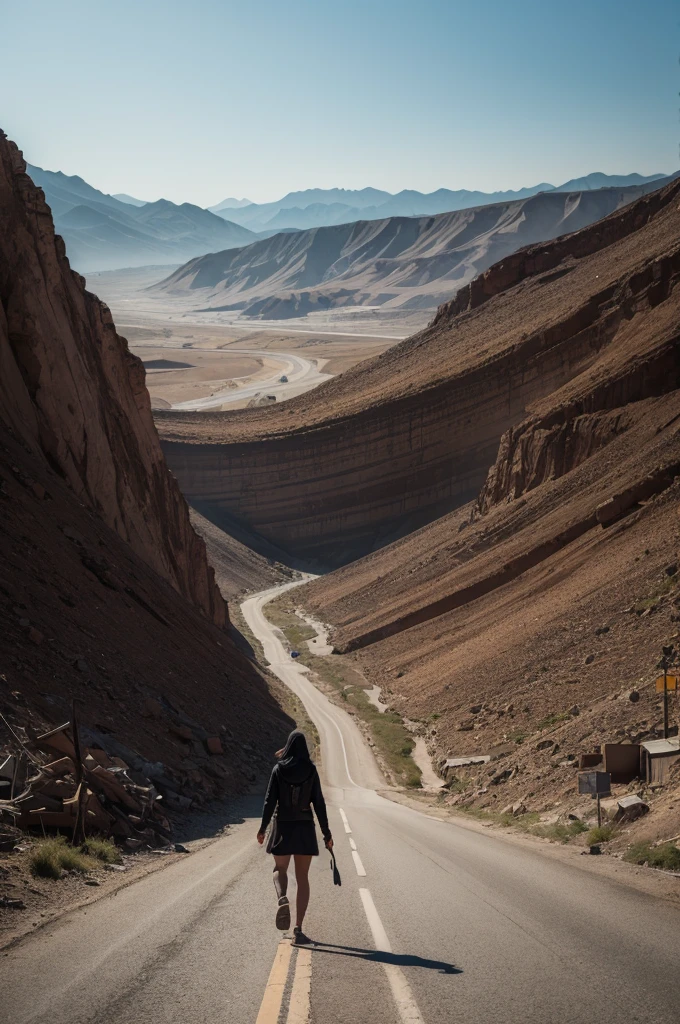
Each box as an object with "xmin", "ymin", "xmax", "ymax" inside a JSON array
[{"xmin": 259, "ymin": 732, "xmax": 331, "ymax": 841}]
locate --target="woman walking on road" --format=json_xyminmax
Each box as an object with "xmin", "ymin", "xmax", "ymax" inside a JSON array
[{"xmin": 257, "ymin": 729, "xmax": 333, "ymax": 945}]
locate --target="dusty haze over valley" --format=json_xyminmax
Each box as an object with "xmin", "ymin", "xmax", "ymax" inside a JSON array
[{"xmin": 2, "ymin": 2, "xmax": 680, "ymax": 1020}]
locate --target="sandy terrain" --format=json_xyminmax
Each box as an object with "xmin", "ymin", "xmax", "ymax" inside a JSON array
[{"xmin": 85, "ymin": 266, "xmax": 404, "ymax": 408}]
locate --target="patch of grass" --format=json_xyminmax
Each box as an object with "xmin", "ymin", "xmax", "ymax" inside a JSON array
[
  {"xmin": 587, "ymin": 825, "xmax": 616, "ymax": 845},
  {"xmin": 267, "ymin": 597, "xmax": 422, "ymax": 788},
  {"xmin": 29, "ymin": 837, "xmax": 97, "ymax": 879},
  {"xmin": 536, "ymin": 712, "xmax": 570, "ymax": 731},
  {"xmin": 461, "ymin": 807, "xmax": 541, "ymax": 830},
  {"xmin": 81, "ymin": 836, "xmax": 121, "ymax": 864},
  {"xmin": 531, "ymin": 820, "xmax": 588, "ymax": 843},
  {"xmin": 624, "ymin": 841, "xmax": 680, "ymax": 872},
  {"xmin": 633, "ymin": 573, "xmax": 678, "ymax": 613},
  {"xmin": 633, "ymin": 597, "xmax": 660, "ymax": 613},
  {"xmin": 460, "ymin": 807, "xmax": 588, "ymax": 843}
]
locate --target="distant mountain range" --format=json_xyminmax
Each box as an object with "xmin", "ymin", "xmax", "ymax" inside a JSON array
[
  {"xmin": 26, "ymin": 163, "xmax": 671, "ymax": 274},
  {"xmin": 205, "ymin": 173, "xmax": 668, "ymax": 233},
  {"xmin": 155, "ymin": 175, "xmax": 676, "ymax": 319},
  {"xmin": 27, "ymin": 166, "xmax": 258, "ymax": 271}
]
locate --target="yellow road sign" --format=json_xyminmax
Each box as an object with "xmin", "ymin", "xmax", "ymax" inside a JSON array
[{"xmin": 655, "ymin": 674, "xmax": 679, "ymax": 692}]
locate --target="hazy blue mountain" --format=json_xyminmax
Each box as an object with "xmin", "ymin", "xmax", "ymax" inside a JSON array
[
  {"xmin": 113, "ymin": 192, "xmax": 149, "ymax": 206},
  {"xmin": 553, "ymin": 172, "xmax": 666, "ymax": 192},
  {"xmin": 157, "ymin": 177, "xmax": 673, "ymax": 320},
  {"xmin": 263, "ymin": 202, "xmax": 358, "ymax": 230},
  {"xmin": 27, "ymin": 164, "xmax": 257, "ymax": 271},
  {"xmin": 208, "ymin": 196, "xmax": 254, "ymax": 212},
  {"xmin": 210, "ymin": 174, "xmax": 670, "ymax": 233},
  {"xmin": 212, "ymin": 183, "xmax": 555, "ymax": 231}
]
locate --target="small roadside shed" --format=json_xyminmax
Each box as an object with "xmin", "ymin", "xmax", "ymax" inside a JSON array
[{"xmin": 640, "ymin": 738, "xmax": 680, "ymax": 784}]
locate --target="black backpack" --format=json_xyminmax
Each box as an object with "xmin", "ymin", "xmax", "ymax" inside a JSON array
[{"xmin": 278, "ymin": 768, "xmax": 315, "ymax": 816}]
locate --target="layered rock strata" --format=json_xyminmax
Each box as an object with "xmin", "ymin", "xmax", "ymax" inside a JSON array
[{"xmin": 159, "ymin": 177, "xmax": 680, "ymax": 568}]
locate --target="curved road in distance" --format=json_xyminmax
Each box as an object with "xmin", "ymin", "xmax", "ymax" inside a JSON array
[
  {"xmin": 240, "ymin": 581, "xmax": 680, "ymax": 1024},
  {"xmin": 170, "ymin": 348, "xmax": 333, "ymax": 411},
  {"xmin": 3, "ymin": 581, "xmax": 680, "ymax": 1024}
]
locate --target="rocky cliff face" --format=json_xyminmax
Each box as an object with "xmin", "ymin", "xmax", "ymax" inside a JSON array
[
  {"xmin": 0, "ymin": 133, "xmax": 225, "ymax": 626},
  {"xmin": 0, "ymin": 132, "xmax": 292, "ymax": 798},
  {"xmin": 158, "ymin": 176, "xmax": 680, "ymax": 568}
]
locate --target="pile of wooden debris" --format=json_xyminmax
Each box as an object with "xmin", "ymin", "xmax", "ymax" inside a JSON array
[{"xmin": 0, "ymin": 712, "xmax": 170, "ymax": 850}]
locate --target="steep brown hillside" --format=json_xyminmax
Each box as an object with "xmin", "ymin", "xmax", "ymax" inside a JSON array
[
  {"xmin": 158, "ymin": 176, "xmax": 680, "ymax": 567},
  {"xmin": 0, "ymin": 132, "xmax": 291, "ymax": 801},
  {"xmin": 291, "ymin": 204, "xmax": 680, "ymax": 812},
  {"xmin": 154, "ymin": 180, "xmax": 669, "ymax": 318}
]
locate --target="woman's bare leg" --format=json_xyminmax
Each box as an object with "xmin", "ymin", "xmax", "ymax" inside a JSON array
[
  {"xmin": 273, "ymin": 854, "xmax": 291, "ymax": 900},
  {"xmin": 293, "ymin": 855, "xmax": 313, "ymax": 928}
]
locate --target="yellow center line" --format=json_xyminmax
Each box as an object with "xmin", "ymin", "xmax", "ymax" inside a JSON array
[
  {"xmin": 255, "ymin": 939, "xmax": 294, "ymax": 1024},
  {"xmin": 286, "ymin": 947, "xmax": 312, "ymax": 1024}
]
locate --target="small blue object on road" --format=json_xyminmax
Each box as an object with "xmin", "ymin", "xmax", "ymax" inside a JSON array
[{"xmin": 291, "ymin": 650, "xmax": 300, "ymax": 658}]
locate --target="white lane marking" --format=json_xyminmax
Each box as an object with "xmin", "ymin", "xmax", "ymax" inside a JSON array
[
  {"xmin": 349, "ymin": 838, "xmax": 357, "ymax": 851},
  {"xmin": 286, "ymin": 946, "xmax": 312, "ymax": 1024},
  {"xmin": 317, "ymin": 703, "xmax": 360, "ymax": 788},
  {"xmin": 339, "ymin": 808, "xmax": 352, "ymax": 834},
  {"xmin": 352, "ymin": 850, "xmax": 367, "ymax": 877},
  {"xmin": 359, "ymin": 889, "xmax": 425, "ymax": 1024}
]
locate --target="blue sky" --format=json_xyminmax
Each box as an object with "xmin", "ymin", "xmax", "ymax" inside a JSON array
[{"xmin": 2, "ymin": 0, "xmax": 677, "ymax": 205}]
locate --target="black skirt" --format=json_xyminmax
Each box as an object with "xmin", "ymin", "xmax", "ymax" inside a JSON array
[{"xmin": 266, "ymin": 819, "xmax": 319, "ymax": 856}]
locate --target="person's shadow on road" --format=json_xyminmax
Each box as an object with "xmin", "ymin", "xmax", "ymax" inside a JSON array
[{"xmin": 308, "ymin": 942, "xmax": 462, "ymax": 975}]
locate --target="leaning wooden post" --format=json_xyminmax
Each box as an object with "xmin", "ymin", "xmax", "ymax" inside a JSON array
[{"xmin": 71, "ymin": 700, "xmax": 85, "ymax": 844}]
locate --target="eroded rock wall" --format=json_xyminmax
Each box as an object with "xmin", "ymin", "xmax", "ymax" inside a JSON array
[
  {"xmin": 160, "ymin": 180, "xmax": 680, "ymax": 566},
  {"xmin": 0, "ymin": 132, "xmax": 225, "ymax": 626}
]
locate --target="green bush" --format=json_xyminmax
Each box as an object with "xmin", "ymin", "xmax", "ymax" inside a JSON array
[
  {"xmin": 29, "ymin": 836, "xmax": 97, "ymax": 879},
  {"xmin": 587, "ymin": 825, "xmax": 616, "ymax": 845},
  {"xmin": 530, "ymin": 819, "xmax": 588, "ymax": 843},
  {"xmin": 81, "ymin": 836, "xmax": 121, "ymax": 864},
  {"xmin": 624, "ymin": 841, "xmax": 680, "ymax": 871}
]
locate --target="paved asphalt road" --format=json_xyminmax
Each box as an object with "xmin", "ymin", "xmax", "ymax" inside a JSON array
[
  {"xmin": 169, "ymin": 349, "xmax": 333, "ymax": 411},
  {"xmin": 3, "ymin": 582, "xmax": 680, "ymax": 1024}
]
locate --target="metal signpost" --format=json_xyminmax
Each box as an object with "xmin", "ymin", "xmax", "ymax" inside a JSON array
[
  {"xmin": 656, "ymin": 646, "xmax": 678, "ymax": 740},
  {"xmin": 578, "ymin": 770, "xmax": 612, "ymax": 827}
]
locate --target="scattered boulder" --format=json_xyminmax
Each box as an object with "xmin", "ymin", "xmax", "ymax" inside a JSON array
[
  {"xmin": 169, "ymin": 723, "xmax": 193, "ymax": 742},
  {"xmin": 629, "ymin": 689, "xmax": 640, "ymax": 703},
  {"xmin": 143, "ymin": 698, "xmax": 163, "ymax": 719},
  {"xmin": 584, "ymin": 654, "xmax": 595, "ymax": 665},
  {"xmin": 457, "ymin": 719, "xmax": 474, "ymax": 732}
]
